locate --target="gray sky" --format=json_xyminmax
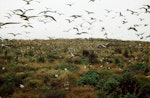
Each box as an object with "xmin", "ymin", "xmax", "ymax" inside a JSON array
[{"xmin": 0, "ymin": 0, "xmax": 150, "ymax": 41}]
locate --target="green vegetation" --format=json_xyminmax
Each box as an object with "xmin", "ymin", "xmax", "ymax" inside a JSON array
[{"xmin": 0, "ymin": 39, "xmax": 150, "ymax": 98}]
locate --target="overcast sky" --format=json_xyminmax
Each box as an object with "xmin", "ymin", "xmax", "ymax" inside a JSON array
[{"xmin": 0, "ymin": 0, "xmax": 150, "ymax": 41}]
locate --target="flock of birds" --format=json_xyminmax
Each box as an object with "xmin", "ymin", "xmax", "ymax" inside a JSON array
[{"xmin": 0, "ymin": 0, "xmax": 150, "ymax": 40}]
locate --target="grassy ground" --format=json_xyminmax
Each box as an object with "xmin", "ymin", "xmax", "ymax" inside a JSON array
[{"xmin": 0, "ymin": 38, "xmax": 150, "ymax": 98}]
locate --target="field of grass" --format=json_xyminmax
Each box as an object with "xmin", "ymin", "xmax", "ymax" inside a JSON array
[{"xmin": 0, "ymin": 38, "xmax": 150, "ymax": 98}]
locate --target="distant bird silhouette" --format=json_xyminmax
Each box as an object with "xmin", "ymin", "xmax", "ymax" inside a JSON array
[
  {"xmin": 65, "ymin": 19, "xmax": 74, "ymax": 23},
  {"xmin": 140, "ymin": 7, "xmax": 150, "ymax": 13},
  {"xmin": 70, "ymin": 15, "xmax": 82, "ymax": 19},
  {"xmin": 4, "ymin": 13, "xmax": 12, "ymax": 19},
  {"xmin": 73, "ymin": 27, "xmax": 79, "ymax": 32},
  {"xmin": 85, "ymin": 10, "xmax": 94, "ymax": 14},
  {"xmin": 66, "ymin": 3, "xmax": 74, "ymax": 7},
  {"xmin": 128, "ymin": 27, "xmax": 138, "ymax": 32},
  {"xmin": 139, "ymin": 18, "xmax": 144, "ymax": 21},
  {"xmin": 105, "ymin": 9, "xmax": 112, "ymax": 13},
  {"xmin": 13, "ymin": 9, "xmax": 34, "ymax": 16},
  {"xmin": 144, "ymin": 24, "xmax": 148, "ymax": 27},
  {"xmin": 122, "ymin": 20, "xmax": 128, "ymax": 24},
  {"xmin": 127, "ymin": 9, "xmax": 138, "ymax": 15},
  {"xmin": 8, "ymin": 33, "xmax": 21, "ymax": 37},
  {"xmin": 38, "ymin": 19, "xmax": 49, "ymax": 24},
  {"xmin": 21, "ymin": 23, "xmax": 33, "ymax": 28},
  {"xmin": 43, "ymin": 15, "xmax": 56, "ymax": 21},
  {"xmin": 89, "ymin": 0, "xmax": 95, "ymax": 2},
  {"xmin": 119, "ymin": 12, "xmax": 124, "ymax": 17},
  {"xmin": 146, "ymin": 35, "xmax": 150, "ymax": 38},
  {"xmin": 143, "ymin": 5, "xmax": 150, "ymax": 9},
  {"xmin": 101, "ymin": 27, "xmax": 105, "ymax": 32},
  {"xmin": 22, "ymin": 0, "xmax": 40, "ymax": 5},
  {"xmin": 22, "ymin": 15, "xmax": 38, "ymax": 21},
  {"xmin": 0, "ymin": 22, "xmax": 20, "ymax": 28},
  {"xmin": 63, "ymin": 29, "xmax": 71, "ymax": 32},
  {"xmin": 136, "ymin": 33, "xmax": 144, "ymax": 36},
  {"xmin": 76, "ymin": 33, "xmax": 82, "ymax": 35}
]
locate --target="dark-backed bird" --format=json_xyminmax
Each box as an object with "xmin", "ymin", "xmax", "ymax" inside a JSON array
[
  {"xmin": 70, "ymin": 15, "xmax": 82, "ymax": 19},
  {"xmin": 43, "ymin": 15, "xmax": 56, "ymax": 21},
  {"xmin": 13, "ymin": 9, "xmax": 34, "ymax": 15},
  {"xmin": 128, "ymin": 27, "xmax": 138, "ymax": 32},
  {"xmin": 122, "ymin": 20, "xmax": 128, "ymax": 24},
  {"xmin": 7, "ymin": 33, "xmax": 21, "ymax": 37},
  {"xmin": 146, "ymin": 35, "xmax": 150, "ymax": 38},
  {"xmin": 22, "ymin": 0, "xmax": 40, "ymax": 5},
  {"xmin": 65, "ymin": 19, "xmax": 74, "ymax": 23},
  {"xmin": 0, "ymin": 22, "xmax": 20, "ymax": 28},
  {"xmin": 21, "ymin": 23, "xmax": 33, "ymax": 28},
  {"xmin": 143, "ymin": 5, "xmax": 150, "ymax": 9},
  {"xmin": 136, "ymin": 33, "xmax": 144, "ymax": 36},
  {"xmin": 140, "ymin": 7, "xmax": 150, "ymax": 13},
  {"xmin": 89, "ymin": 0, "xmax": 95, "ymax": 2},
  {"xmin": 85, "ymin": 10, "xmax": 94, "ymax": 14},
  {"xmin": 66, "ymin": 3, "xmax": 74, "ymax": 6},
  {"xmin": 105, "ymin": 9, "xmax": 112, "ymax": 13},
  {"xmin": 127, "ymin": 9, "xmax": 138, "ymax": 15},
  {"xmin": 73, "ymin": 27, "xmax": 79, "ymax": 32},
  {"xmin": 22, "ymin": 15, "xmax": 38, "ymax": 21}
]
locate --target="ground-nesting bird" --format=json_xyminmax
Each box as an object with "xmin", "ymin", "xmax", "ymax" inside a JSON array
[
  {"xmin": 0, "ymin": 22, "xmax": 20, "ymax": 28},
  {"xmin": 128, "ymin": 27, "xmax": 138, "ymax": 32}
]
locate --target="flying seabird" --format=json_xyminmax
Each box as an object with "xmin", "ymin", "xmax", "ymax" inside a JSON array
[
  {"xmin": 43, "ymin": 15, "xmax": 56, "ymax": 21},
  {"xmin": 8, "ymin": 33, "xmax": 21, "ymax": 37},
  {"xmin": 128, "ymin": 27, "xmax": 138, "ymax": 32},
  {"xmin": 0, "ymin": 22, "xmax": 20, "ymax": 28}
]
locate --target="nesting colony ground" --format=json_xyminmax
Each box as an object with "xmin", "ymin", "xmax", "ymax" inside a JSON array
[{"xmin": 0, "ymin": 38, "xmax": 150, "ymax": 98}]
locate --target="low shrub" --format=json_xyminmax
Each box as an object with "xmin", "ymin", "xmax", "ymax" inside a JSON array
[{"xmin": 77, "ymin": 70, "xmax": 100, "ymax": 86}]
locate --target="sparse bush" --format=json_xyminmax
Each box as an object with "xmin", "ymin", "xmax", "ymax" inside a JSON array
[
  {"xmin": 114, "ymin": 57, "xmax": 124, "ymax": 67},
  {"xmin": 0, "ymin": 73, "xmax": 23, "ymax": 97},
  {"xmin": 88, "ymin": 51, "xmax": 99, "ymax": 64},
  {"xmin": 128, "ymin": 63, "xmax": 150, "ymax": 75}
]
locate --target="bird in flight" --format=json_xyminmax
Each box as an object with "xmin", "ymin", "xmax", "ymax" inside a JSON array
[
  {"xmin": 85, "ymin": 10, "xmax": 94, "ymax": 14},
  {"xmin": 66, "ymin": 3, "xmax": 74, "ymax": 7},
  {"xmin": 22, "ymin": 0, "xmax": 40, "ymax": 5},
  {"xmin": 0, "ymin": 22, "xmax": 20, "ymax": 28},
  {"xmin": 89, "ymin": 0, "xmax": 96, "ymax": 2},
  {"xmin": 43, "ymin": 15, "xmax": 56, "ymax": 21},
  {"xmin": 7, "ymin": 33, "xmax": 21, "ymax": 37},
  {"xmin": 128, "ymin": 27, "xmax": 138, "ymax": 32}
]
